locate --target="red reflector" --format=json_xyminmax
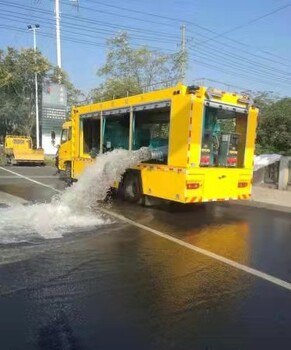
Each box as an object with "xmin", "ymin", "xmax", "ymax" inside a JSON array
[
  {"xmin": 200, "ymin": 156, "xmax": 210, "ymax": 165},
  {"xmin": 238, "ymin": 182, "xmax": 248, "ymax": 188},
  {"xmin": 227, "ymin": 157, "xmax": 237, "ymax": 164},
  {"xmin": 187, "ymin": 183, "xmax": 200, "ymax": 190}
]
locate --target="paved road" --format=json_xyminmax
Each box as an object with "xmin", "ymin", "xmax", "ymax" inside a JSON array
[{"xmin": 0, "ymin": 166, "xmax": 290, "ymax": 350}]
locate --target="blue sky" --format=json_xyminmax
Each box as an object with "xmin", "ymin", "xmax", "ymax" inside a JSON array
[{"xmin": 0, "ymin": 0, "xmax": 291, "ymax": 95}]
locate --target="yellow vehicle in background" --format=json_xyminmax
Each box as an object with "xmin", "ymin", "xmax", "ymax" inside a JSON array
[
  {"xmin": 58, "ymin": 83, "xmax": 258, "ymax": 204},
  {"xmin": 4, "ymin": 135, "xmax": 45, "ymax": 166}
]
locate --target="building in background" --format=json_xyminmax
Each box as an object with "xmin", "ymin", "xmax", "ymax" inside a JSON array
[{"xmin": 41, "ymin": 81, "xmax": 67, "ymax": 155}]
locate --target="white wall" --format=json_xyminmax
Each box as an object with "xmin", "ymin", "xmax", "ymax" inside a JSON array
[{"xmin": 42, "ymin": 134, "xmax": 60, "ymax": 155}]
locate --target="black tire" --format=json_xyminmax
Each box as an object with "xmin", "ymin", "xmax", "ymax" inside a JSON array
[
  {"xmin": 11, "ymin": 156, "xmax": 17, "ymax": 166},
  {"xmin": 122, "ymin": 172, "xmax": 143, "ymax": 203},
  {"xmin": 65, "ymin": 162, "xmax": 72, "ymax": 186},
  {"xmin": 5, "ymin": 156, "xmax": 11, "ymax": 166}
]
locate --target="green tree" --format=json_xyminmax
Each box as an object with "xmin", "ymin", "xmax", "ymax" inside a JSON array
[
  {"xmin": 0, "ymin": 48, "xmax": 82, "ymax": 139},
  {"xmin": 255, "ymin": 96, "xmax": 291, "ymax": 155},
  {"xmin": 91, "ymin": 32, "xmax": 184, "ymax": 101},
  {"xmin": 254, "ymin": 92, "xmax": 291, "ymax": 155},
  {"xmin": 0, "ymin": 47, "xmax": 50, "ymax": 136}
]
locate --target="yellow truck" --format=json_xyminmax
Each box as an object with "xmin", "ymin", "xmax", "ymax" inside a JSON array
[
  {"xmin": 4, "ymin": 135, "xmax": 45, "ymax": 166},
  {"xmin": 58, "ymin": 83, "xmax": 258, "ymax": 204}
]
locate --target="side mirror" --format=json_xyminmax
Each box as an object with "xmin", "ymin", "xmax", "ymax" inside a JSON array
[{"xmin": 51, "ymin": 131, "xmax": 56, "ymax": 145}]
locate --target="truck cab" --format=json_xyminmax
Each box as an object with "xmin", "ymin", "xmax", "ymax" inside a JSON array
[{"xmin": 58, "ymin": 121, "xmax": 72, "ymax": 182}]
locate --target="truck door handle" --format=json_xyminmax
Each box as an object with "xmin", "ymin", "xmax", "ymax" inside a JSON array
[{"xmin": 218, "ymin": 175, "xmax": 226, "ymax": 179}]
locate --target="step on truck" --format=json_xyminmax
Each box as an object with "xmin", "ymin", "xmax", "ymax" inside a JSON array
[
  {"xmin": 57, "ymin": 83, "xmax": 259, "ymax": 204},
  {"xmin": 4, "ymin": 135, "xmax": 45, "ymax": 166}
]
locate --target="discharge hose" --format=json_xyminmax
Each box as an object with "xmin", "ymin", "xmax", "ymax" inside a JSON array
[{"xmin": 134, "ymin": 146, "xmax": 168, "ymax": 162}]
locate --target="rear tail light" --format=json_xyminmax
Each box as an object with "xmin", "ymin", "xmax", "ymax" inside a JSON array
[
  {"xmin": 187, "ymin": 182, "xmax": 200, "ymax": 190},
  {"xmin": 200, "ymin": 156, "xmax": 210, "ymax": 166},
  {"xmin": 227, "ymin": 157, "xmax": 237, "ymax": 166},
  {"xmin": 238, "ymin": 181, "xmax": 248, "ymax": 188}
]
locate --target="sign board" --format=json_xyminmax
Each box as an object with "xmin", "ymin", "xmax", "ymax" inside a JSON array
[
  {"xmin": 41, "ymin": 83, "xmax": 68, "ymax": 155},
  {"xmin": 42, "ymin": 107, "xmax": 67, "ymax": 121},
  {"xmin": 42, "ymin": 83, "xmax": 67, "ymax": 108}
]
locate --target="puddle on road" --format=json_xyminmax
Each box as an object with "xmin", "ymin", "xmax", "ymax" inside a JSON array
[{"xmin": 0, "ymin": 149, "xmax": 147, "ymax": 244}]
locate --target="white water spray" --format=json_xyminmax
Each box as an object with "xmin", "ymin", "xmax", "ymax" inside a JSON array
[{"xmin": 0, "ymin": 148, "xmax": 152, "ymax": 243}]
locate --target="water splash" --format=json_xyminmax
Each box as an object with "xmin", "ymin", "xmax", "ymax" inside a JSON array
[{"xmin": 0, "ymin": 148, "xmax": 149, "ymax": 243}]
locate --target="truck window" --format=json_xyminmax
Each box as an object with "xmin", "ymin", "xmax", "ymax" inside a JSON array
[
  {"xmin": 61, "ymin": 129, "xmax": 68, "ymax": 144},
  {"xmin": 200, "ymin": 106, "xmax": 247, "ymax": 168},
  {"xmin": 83, "ymin": 118, "xmax": 101, "ymax": 155},
  {"xmin": 68, "ymin": 127, "xmax": 72, "ymax": 141},
  {"xmin": 103, "ymin": 114, "xmax": 130, "ymax": 151},
  {"xmin": 132, "ymin": 105, "xmax": 170, "ymax": 164},
  {"xmin": 13, "ymin": 139, "xmax": 25, "ymax": 144}
]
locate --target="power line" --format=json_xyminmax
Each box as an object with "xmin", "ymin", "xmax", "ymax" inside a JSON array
[
  {"xmin": 0, "ymin": 7, "xmax": 180, "ymax": 50},
  {"xmin": 193, "ymin": 3, "xmax": 291, "ymax": 47},
  {"xmin": 189, "ymin": 43, "xmax": 291, "ymax": 78},
  {"xmin": 6, "ymin": 7, "xmax": 288, "ymax": 84},
  {"xmin": 0, "ymin": 22, "xmax": 176, "ymax": 54},
  {"xmin": 189, "ymin": 49, "xmax": 291, "ymax": 84},
  {"xmin": 0, "ymin": 24, "xmax": 283, "ymax": 92},
  {"xmin": 1, "ymin": 0, "xmax": 291, "ymax": 90},
  {"xmin": 187, "ymin": 29, "xmax": 291, "ymax": 69},
  {"xmin": 188, "ymin": 56, "xmax": 291, "ymax": 89},
  {"xmin": 189, "ymin": 52, "xmax": 291, "ymax": 87},
  {"xmin": 0, "ymin": 1, "xmax": 179, "ymax": 39},
  {"xmin": 3, "ymin": 0, "xmax": 291, "ymax": 69},
  {"xmin": 3, "ymin": 13, "xmax": 290, "ymax": 87},
  {"xmin": 83, "ymin": 0, "xmax": 291, "ymax": 66}
]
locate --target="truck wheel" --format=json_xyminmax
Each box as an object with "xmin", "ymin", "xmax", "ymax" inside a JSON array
[
  {"xmin": 5, "ymin": 156, "xmax": 11, "ymax": 166},
  {"xmin": 11, "ymin": 156, "xmax": 16, "ymax": 166},
  {"xmin": 122, "ymin": 172, "xmax": 143, "ymax": 203},
  {"xmin": 65, "ymin": 163, "xmax": 72, "ymax": 186}
]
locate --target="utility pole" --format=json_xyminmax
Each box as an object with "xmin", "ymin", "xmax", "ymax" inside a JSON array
[
  {"xmin": 180, "ymin": 24, "xmax": 186, "ymax": 82},
  {"xmin": 55, "ymin": 0, "xmax": 62, "ymax": 82},
  {"xmin": 28, "ymin": 24, "xmax": 40, "ymax": 149}
]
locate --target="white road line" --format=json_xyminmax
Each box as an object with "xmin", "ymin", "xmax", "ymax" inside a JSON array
[
  {"xmin": 101, "ymin": 209, "xmax": 291, "ymax": 291},
  {"xmin": 0, "ymin": 175, "xmax": 57, "ymax": 179},
  {"xmin": 0, "ymin": 167, "xmax": 62, "ymax": 193},
  {"xmin": 1, "ymin": 165, "xmax": 290, "ymax": 292}
]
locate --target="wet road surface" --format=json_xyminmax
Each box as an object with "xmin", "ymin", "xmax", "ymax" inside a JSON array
[{"xmin": 0, "ymin": 166, "xmax": 290, "ymax": 349}]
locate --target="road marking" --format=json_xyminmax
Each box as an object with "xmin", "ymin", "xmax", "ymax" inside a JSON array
[
  {"xmin": 1, "ymin": 166, "xmax": 290, "ymax": 292},
  {"xmin": 100, "ymin": 209, "xmax": 291, "ymax": 291},
  {"xmin": 0, "ymin": 167, "xmax": 62, "ymax": 193},
  {"xmin": 0, "ymin": 175, "xmax": 57, "ymax": 179}
]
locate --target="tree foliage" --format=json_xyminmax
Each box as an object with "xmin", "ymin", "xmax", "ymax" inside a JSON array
[
  {"xmin": 255, "ymin": 93, "xmax": 291, "ymax": 155},
  {"xmin": 0, "ymin": 47, "xmax": 50, "ymax": 137},
  {"xmin": 0, "ymin": 48, "xmax": 82, "ymax": 142},
  {"xmin": 92, "ymin": 32, "xmax": 183, "ymax": 101}
]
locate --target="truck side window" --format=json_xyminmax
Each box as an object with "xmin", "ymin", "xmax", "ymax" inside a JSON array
[
  {"xmin": 61, "ymin": 129, "xmax": 68, "ymax": 144},
  {"xmin": 83, "ymin": 118, "xmax": 101, "ymax": 154},
  {"xmin": 68, "ymin": 127, "xmax": 72, "ymax": 141},
  {"xmin": 132, "ymin": 106, "xmax": 170, "ymax": 164},
  {"xmin": 103, "ymin": 114, "xmax": 130, "ymax": 151}
]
